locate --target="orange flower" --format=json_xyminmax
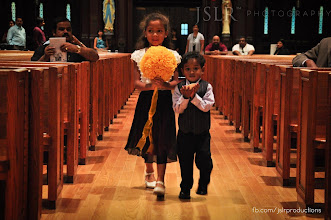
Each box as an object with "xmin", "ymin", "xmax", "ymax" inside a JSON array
[{"xmin": 140, "ymin": 46, "xmax": 177, "ymax": 82}]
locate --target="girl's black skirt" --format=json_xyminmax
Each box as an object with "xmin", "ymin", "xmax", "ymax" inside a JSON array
[{"xmin": 125, "ymin": 90, "xmax": 177, "ymax": 164}]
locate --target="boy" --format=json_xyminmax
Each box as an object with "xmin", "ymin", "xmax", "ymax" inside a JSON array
[{"xmin": 172, "ymin": 52, "xmax": 215, "ymax": 199}]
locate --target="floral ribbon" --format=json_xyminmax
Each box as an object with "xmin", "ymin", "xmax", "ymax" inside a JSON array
[{"xmin": 135, "ymin": 87, "xmax": 158, "ymax": 155}]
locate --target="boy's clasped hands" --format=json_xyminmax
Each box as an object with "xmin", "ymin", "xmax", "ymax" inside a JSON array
[{"xmin": 180, "ymin": 83, "xmax": 200, "ymax": 99}]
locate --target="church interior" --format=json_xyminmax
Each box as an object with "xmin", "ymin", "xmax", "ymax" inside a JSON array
[{"xmin": 0, "ymin": 0, "xmax": 330, "ymax": 219}]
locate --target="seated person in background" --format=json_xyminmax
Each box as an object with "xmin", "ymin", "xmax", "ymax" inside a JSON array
[
  {"xmin": 274, "ymin": 39, "xmax": 290, "ymax": 55},
  {"xmin": 204, "ymin": 35, "xmax": 228, "ymax": 55},
  {"xmin": 232, "ymin": 37, "xmax": 255, "ymax": 56},
  {"xmin": 292, "ymin": 37, "xmax": 331, "ymax": 67},
  {"xmin": 31, "ymin": 17, "xmax": 99, "ymax": 62},
  {"xmin": 93, "ymin": 30, "xmax": 108, "ymax": 51}
]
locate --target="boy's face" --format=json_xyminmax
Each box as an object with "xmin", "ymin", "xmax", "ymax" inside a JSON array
[{"xmin": 181, "ymin": 58, "xmax": 204, "ymax": 83}]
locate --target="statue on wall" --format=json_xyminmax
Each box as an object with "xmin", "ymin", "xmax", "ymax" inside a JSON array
[
  {"xmin": 222, "ymin": 0, "xmax": 232, "ymax": 35},
  {"xmin": 103, "ymin": 0, "xmax": 115, "ymax": 33}
]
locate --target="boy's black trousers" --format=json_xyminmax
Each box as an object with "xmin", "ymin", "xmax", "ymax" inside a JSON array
[{"xmin": 177, "ymin": 130, "xmax": 213, "ymax": 191}]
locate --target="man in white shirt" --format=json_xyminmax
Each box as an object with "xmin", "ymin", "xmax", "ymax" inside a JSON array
[
  {"xmin": 7, "ymin": 17, "xmax": 26, "ymax": 50},
  {"xmin": 232, "ymin": 37, "xmax": 255, "ymax": 56}
]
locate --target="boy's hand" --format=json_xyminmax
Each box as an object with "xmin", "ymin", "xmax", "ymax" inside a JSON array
[
  {"xmin": 180, "ymin": 86, "xmax": 191, "ymax": 99},
  {"xmin": 190, "ymin": 83, "xmax": 200, "ymax": 98},
  {"xmin": 181, "ymin": 83, "xmax": 200, "ymax": 99}
]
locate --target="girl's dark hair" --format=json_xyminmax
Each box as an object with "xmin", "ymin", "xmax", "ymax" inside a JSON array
[
  {"xmin": 97, "ymin": 30, "xmax": 105, "ymax": 39},
  {"xmin": 278, "ymin": 39, "xmax": 285, "ymax": 45},
  {"xmin": 135, "ymin": 12, "xmax": 174, "ymax": 50},
  {"xmin": 36, "ymin": 17, "xmax": 44, "ymax": 26}
]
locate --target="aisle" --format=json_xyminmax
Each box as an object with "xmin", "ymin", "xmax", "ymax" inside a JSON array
[{"xmin": 41, "ymin": 90, "xmax": 323, "ymax": 220}]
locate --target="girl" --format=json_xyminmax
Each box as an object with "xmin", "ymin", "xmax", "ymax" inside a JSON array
[
  {"xmin": 93, "ymin": 30, "xmax": 108, "ymax": 50},
  {"xmin": 125, "ymin": 12, "xmax": 181, "ymax": 197}
]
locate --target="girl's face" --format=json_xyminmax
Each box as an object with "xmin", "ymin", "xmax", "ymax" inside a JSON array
[
  {"xmin": 145, "ymin": 19, "xmax": 168, "ymax": 46},
  {"xmin": 98, "ymin": 31, "xmax": 103, "ymax": 37},
  {"xmin": 9, "ymin": 21, "xmax": 14, "ymax": 27}
]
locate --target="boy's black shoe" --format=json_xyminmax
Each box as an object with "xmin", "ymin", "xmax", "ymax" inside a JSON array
[
  {"xmin": 196, "ymin": 186, "xmax": 207, "ymax": 195},
  {"xmin": 179, "ymin": 190, "xmax": 191, "ymax": 199}
]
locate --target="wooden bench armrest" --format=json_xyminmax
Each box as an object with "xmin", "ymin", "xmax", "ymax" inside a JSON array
[
  {"xmin": 289, "ymin": 124, "xmax": 298, "ymax": 133},
  {"xmin": 43, "ymin": 133, "xmax": 51, "ymax": 151},
  {"xmin": 314, "ymin": 138, "xmax": 326, "ymax": 150}
]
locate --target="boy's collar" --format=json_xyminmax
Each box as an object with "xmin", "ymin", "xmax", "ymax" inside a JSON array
[{"xmin": 186, "ymin": 78, "xmax": 201, "ymax": 85}]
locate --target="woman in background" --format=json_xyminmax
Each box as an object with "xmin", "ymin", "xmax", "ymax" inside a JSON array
[
  {"xmin": 185, "ymin": 24, "xmax": 204, "ymax": 54},
  {"xmin": 171, "ymin": 28, "xmax": 180, "ymax": 53},
  {"xmin": 2, "ymin": 20, "xmax": 15, "ymax": 43},
  {"xmin": 274, "ymin": 39, "xmax": 290, "ymax": 55},
  {"xmin": 94, "ymin": 30, "xmax": 108, "ymax": 50}
]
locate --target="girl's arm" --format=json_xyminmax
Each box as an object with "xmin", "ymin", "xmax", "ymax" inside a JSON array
[
  {"xmin": 93, "ymin": 38, "xmax": 98, "ymax": 50},
  {"xmin": 133, "ymin": 61, "xmax": 157, "ymax": 91}
]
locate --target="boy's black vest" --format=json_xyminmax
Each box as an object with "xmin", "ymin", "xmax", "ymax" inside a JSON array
[{"xmin": 178, "ymin": 80, "xmax": 210, "ymax": 135}]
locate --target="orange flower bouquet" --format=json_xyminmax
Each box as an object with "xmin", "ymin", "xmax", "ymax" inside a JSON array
[{"xmin": 140, "ymin": 46, "xmax": 177, "ymax": 82}]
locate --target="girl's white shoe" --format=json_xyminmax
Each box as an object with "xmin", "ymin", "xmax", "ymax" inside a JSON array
[
  {"xmin": 153, "ymin": 181, "xmax": 165, "ymax": 196},
  {"xmin": 145, "ymin": 172, "xmax": 156, "ymax": 188}
]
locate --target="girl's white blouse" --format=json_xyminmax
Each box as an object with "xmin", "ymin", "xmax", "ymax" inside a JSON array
[{"xmin": 131, "ymin": 48, "xmax": 181, "ymax": 84}]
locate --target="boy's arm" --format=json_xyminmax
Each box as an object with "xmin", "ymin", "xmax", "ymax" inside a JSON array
[
  {"xmin": 190, "ymin": 83, "xmax": 215, "ymax": 112},
  {"xmin": 172, "ymin": 86, "xmax": 189, "ymax": 114}
]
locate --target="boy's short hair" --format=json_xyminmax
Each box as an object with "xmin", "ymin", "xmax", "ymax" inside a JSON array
[{"xmin": 181, "ymin": 52, "xmax": 206, "ymax": 68}]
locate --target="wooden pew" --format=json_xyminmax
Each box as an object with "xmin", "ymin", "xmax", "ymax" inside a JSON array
[
  {"xmin": 0, "ymin": 61, "xmax": 79, "ymax": 183},
  {"xmin": 89, "ymin": 60, "xmax": 99, "ymax": 150},
  {"xmin": 97, "ymin": 53, "xmax": 134, "ymax": 140},
  {"xmin": 276, "ymin": 66, "xmax": 331, "ymax": 186},
  {"xmin": 78, "ymin": 61, "xmax": 90, "ymax": 165},
  {"xmin": 234, "ymin": 58, "xmax": 245, "ymax": 132},
  {"xmin": 0, "ymin": 65, "xmax": 65, "ymax": 212},
  {"xmin": 204, "ymin": 56, "xmax": 222, "ymax": 113},
  {"xmin": 263, "ymin": 63, "xmax": 292, "ymax": 167},
  {"xmin": 326, "ymin": 73, "xmax": 331, "ymax": 219},
  {"xmin": 251, "ymin": 60, "xmax": 292, "ymax": 161},
  {"xmin": 0, "ymin": 52, "xmax": 91, "ymax": 167},
  {"xmin": 0, "ymin": 68, "xmax": 29, "ymax": 220},
  {"xmin": 296, "ymin": 69, "xmax": 330, "ymax": 209},
  {"xmin": 276, "ymin": 66, "xmax": 303, "ymax": 185},
  {"xmin": 0, "ymin": 50, "xmax": 33, "ymax": 61}
]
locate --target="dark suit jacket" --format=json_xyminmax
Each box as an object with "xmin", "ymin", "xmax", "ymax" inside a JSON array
[{"xmin": 292, "ymin": 37, "xmax": 331, "ymax": 67}]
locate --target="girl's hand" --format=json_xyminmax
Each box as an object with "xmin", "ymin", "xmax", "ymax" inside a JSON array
[{"xmin": 151, "ymin": 77, "xmax": 170, "ymax": 89}]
